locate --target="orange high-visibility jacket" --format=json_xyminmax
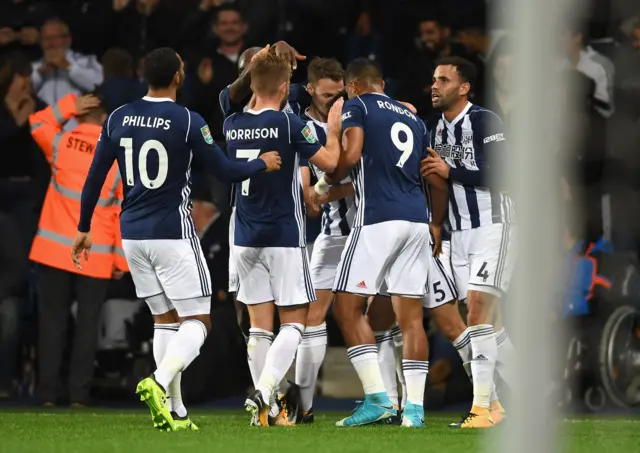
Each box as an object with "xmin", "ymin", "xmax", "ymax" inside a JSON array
[{"xmin": 29, "ymin": 93, "xmax": 129, "ymax": 278}]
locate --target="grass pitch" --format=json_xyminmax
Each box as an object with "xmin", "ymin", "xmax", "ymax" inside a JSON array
[{"xmin": 0, "ymin": 409, "xmax": 638, "ymax": 453}]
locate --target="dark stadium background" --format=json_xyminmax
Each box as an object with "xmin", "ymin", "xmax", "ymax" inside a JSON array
[{"xmin": 0, "ymin": 0, "xmax": 639, "ymax": 414}]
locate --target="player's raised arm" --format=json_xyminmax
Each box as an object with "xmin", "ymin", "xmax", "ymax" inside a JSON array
[
  {"xmin": 78, "ymin": 124, "xmax": 118, "ymax": 234},
  {"xmin": 302, "ymin": 98, "xmax": 343, "ymax": 175},
  {"xmin": 328, "ymin": 97, "xmax": 364, "ymax": 182},
  {"xmin": 189, "ymin": 112, "xmax": 280, "ymax": 182}
]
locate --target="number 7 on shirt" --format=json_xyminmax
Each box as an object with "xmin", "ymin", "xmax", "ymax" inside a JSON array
[{"xmin": 236, "ymin": 149, "xmax": 261, "ymax": 195}]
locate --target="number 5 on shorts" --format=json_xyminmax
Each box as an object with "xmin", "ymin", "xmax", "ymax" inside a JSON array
[{"xmin": 237, "ymin": 149, "xmax": 260, "ymax": 196}]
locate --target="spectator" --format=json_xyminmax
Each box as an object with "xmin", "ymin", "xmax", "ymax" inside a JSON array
[
  {"xmin": 97, "ymin": 48, "xmax": 146, "ymax": 114},
  {"xmin": 112, "ymin": 0, "xmax": 176, "ymax": 61},
  {"xmin": 0, "ymin": 212, "xmax": 28, "ymax": 399},
  {"xmin": 0, "ymin": 52, "xmax": 48, "ymax": 251},
  {"xmin": 563, "ymin": 24, "xmax": 615, "ymax": 119},
  {"xmin": 31, "ymin": 18, "xmax": 103, "ymax": 131},
  {"xmin": 487, "ymin": 39, "xmax": 514, "ymax": 126},
  {"xmin": 58, "ymin": 0, "xmax": 117, "ymax": 58},
  {"xmin": 28, "ymin": 93, "xmax": 126, "ymax": 407},
  {"xmin": 188, "ymin": 5, "xmax": 249, "ymax": 141},
  {"xmin": 399, "ymin": 15, "xmax": 482, "ymax": 117},
  {"xmin": 0, "ymin": 0, "xmax": 55, "ymax": 61}
]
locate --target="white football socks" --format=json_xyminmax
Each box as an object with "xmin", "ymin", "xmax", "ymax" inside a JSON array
[
  {"xmin": 257, "ymin": 323, "xmax": 304, "ymax": 407},
  {"xmin": 154, "ymin": 319, "xmax": 207, "ymax": 391},
  {"xmin": 247, "ymin": 328, "xmax": 274, "ymax": 387},
  {"xmin": 375, "ymin": 330, "xmax": 399, "ymax": 406},
  {"xmin": 347, "ymin": 344, "xmax": 386, "ymax": 395},
  {"xmin": 402, "ymin": 360, "xmax": 429, "ymax": 406},
  {"xmin": 468, "ymin": 324, "xmax": 497, "ymax": 409},
  {"xmin": 295, "ymin": 323, "xmax": 327, "ymax": 412},
  {"xmin": 496, "ymin": 327, "xmax": 515, "ymax": 389},
  {"xmin": 452, "ymin": 328, "xmax": 473, "ymax": 380},
  {"xmin": 391, "ymin": 324, "xmax": 407, "ymax": 408},
  {"xmin": 153, "ymin": 323, "xmax": 187, "ymax": 415}
]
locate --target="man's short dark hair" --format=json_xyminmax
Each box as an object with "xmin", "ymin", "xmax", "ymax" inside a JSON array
[
  {"xmin": 215, "ymin": 4, "xmax": 245, "ymax": 22},
  {"xmin": 307, "ymin": 58, "xmax": 344, "ymax": 85},
  {"xmin": 143, "ymin": 48, "xmax": 180, "ymax": 90},
  {"xmin": 345, "ymin": 58, "xmax": 383, "ymax": 85},
  {"xmin": 435, "ymin": 56, "xmax": 477, "ymax": 86}
]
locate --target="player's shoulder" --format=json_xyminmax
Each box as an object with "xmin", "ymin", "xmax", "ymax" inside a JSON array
[{"xmin": 467, "ymin": 104, "xmax": 504, "ymax": 125}]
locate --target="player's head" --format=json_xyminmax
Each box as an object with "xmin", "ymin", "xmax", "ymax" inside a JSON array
[
  {"xmin": 431, "ymin": 56, "xmax": 476, "ymax": 111},
  {"xmin": 250, "ymin": 52, "xmax": 290, "ymax": 109},
  {"xmin": 143, "ymin": 47, "xmax": 185, "ymax": 95},
  {"xmin": 238, "ymin": 46, "xmax": 261, "ymax": 74},
  {"xmin": 344, "ymin": 58, "xmax": 384, "ymax": 99},
  {"xmin": 306, "ymin": 58, "xmax": 344, "ymax": 117},
  {"xmin": 77, "ymin": 90, "xmax": 107, "ymax": 125}
]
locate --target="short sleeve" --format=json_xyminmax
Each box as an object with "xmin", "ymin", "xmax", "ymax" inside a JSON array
[
  {"xmin": 341, "ymin": 98, "xmax": 366, "ymax": 130},
  {"xmin": 288, "ymin": 113, "xmax": 322, "ymax": 160},
  {"xmin": 218, "ymin": 85, "xmax": 247, "ymax": 118},
  {"xmin": 187, "ymin": 111, "xmax": 216, "ymax": 149}
]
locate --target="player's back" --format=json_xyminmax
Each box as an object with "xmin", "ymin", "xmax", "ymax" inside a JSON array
[
  {"xmin": 343, "ymin": 93, "xmax": 428, "ymax": 227},
  {"xmin": 107, "ymin": 97, "xmax": 196, "ymax": 239},
  {"xmin": 224, "ymin": 109, "xmax": 319, "ymax": 248}
]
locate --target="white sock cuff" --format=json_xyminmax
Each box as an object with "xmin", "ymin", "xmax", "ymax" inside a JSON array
[
  {"xmin": 373, "ymin": 330, "xmax": 393, "ymax": 344},
  {"xmin": 154, "ymin": 323, "xmax": 180, "ymax": 332},
  {"xmin": 249, "ymin": 327, "xmax": 274, "ymax": 342},
  {"xmin": 452, "ymin": 328, "xmax": 471, "ymax": 349},
  {"xmin": 347, "ymin": 344, "xmax": 378, "ymax": 364},
  {"xmin": 402, "ymin": 359, "xmax": 429, "ymax": 375},
  {"xmin": 495, "ymin": 328, "xmax": 508, "ymax": 345},
  {"xmin": 468, "ymin": 324, "xmax": 494, "ymax": 338},
  {"xmin": 280, "ymin": 323, "xmax": 304, "ymax": 338},
  {"xmin": 181, "ymin": 319, "xmax": 208, "ymax": 341},
  {"xmin": 301, "ymin": 323, "xmax": 327, "ymax": 347}
]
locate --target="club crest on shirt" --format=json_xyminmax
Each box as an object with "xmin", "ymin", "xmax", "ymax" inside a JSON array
[
  {"xmin": 201, "ymin": 125, "xmax": 214, "ymax": 144},
  {"xmin": 301, "ymin": 125, "xmax": 317, "ymax": 144},
  {"xmin": 461, "ymin": 129, "xmax": 473, "ymax": 145}
]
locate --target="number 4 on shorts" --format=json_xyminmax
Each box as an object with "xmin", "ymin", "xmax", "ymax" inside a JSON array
[{"xmin": 477, "ymin": 262, "xmax": 489, "ymax": 282}]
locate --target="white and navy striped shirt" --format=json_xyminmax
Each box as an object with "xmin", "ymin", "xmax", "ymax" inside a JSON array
[
  {"xmin": 303, "ymin": 110, "xmax": 355, "ymax": 236},
  {"xmin": 431, "ymin": 102, "xmax": 514, "ymax": 231}
]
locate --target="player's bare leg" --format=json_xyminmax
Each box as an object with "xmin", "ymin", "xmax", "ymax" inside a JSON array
[
  {"xmin": 391, "ymin": 295, "xmax": 429, "ymax": 427},
  {"xmin": 333, "ymin": 291, "xmax": 395, "ymax": 427},
  {"xmin": 295, "ymin": 289, "xmax": 332, "ymax": 422},
  {"xmin": 247, "ymin": 303, "xmax": 308, "ymax": 427},
  {"xmin": 367, "ymin": 295, "xmax": 405, "ymax": 415},
  {"xmin": 452, "ymin": 290, "xmax": 499, "ymax": 429},
  {"xmin": 233, "ymin": 292, "xmax": 251, "ymax": 342}
]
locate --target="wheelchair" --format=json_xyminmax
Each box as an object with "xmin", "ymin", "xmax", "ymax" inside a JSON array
[{"xmin": 561, "ymin": 251, "xmax": 640, "ymax": 412}]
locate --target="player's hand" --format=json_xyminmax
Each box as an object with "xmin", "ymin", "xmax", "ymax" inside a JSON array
[
  {"xmin": 430, "ymin": 223, "xmax": 443, "ymax": 257},
  {"xmin": 252, "ymin": 44, "xmax": 271, "ymax": 62},
  {"xmin": 327, "ymin": 97, "xmax": 344, "ymax": 135},
  {"xmin": 71, "ymin": 232, "xmax": 92, "ymax": 270},
  {"xmin": 421, "ymin": 147, "xmax": 450, "ymax": 179},
  {"xmin": 271, "ymin": 41, "xmax": 306, "ymax": 70},
  {"xmin": 260, "ymin": 151, "xmax": 281, "ymax": 172},
  {"xmin": 398, "ymin": 101, "xmax": 417, "ymax": 114},
  {"xmin": 75, "ymin": 94, "xmax": 101, "ymax": 116}
]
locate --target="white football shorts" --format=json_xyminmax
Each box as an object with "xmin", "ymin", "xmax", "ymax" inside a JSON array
[
  {"xmin": 333, "ymin": 220, "xmax": 429, "ymax": 297},
  {"xmin": 228, "ymin": 207, "xmax": 239, "ymax": 292},
  {"xmin": 450, "ymin": 223, "xmax": 517, "ymax": 300},
  {"xmin": 234, "ymin": 246, "xmax": 315, "ymax": 306},
  {"xmin": 423, "ymin": 240, "xmax": 458, "ymax": 308},
  {"xmin": 122, "ymin": 238, "xmax": 212, "ymax": 317},
  {"xmin": 309, "ymin": 233, "xmax": 348, "ymax": 290}
]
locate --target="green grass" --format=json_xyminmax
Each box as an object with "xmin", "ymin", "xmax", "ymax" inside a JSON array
[{"xmin": 0, "ymin": 409, "xmax": 638, "ymax": 453}]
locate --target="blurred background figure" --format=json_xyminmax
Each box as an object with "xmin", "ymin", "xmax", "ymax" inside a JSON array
[{"xmin": 97, "ymin": 48, "xmax": 146, "ymax": 114}]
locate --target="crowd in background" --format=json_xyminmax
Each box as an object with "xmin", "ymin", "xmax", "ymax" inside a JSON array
[{"xmin": 0, "ymin": 0, "xmax": 639, "ymax": 406}]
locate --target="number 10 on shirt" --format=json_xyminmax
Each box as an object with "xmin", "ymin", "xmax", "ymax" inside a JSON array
[{"xmin": 237, "ymin": 149, "xmax": 260, "ymax": 196}]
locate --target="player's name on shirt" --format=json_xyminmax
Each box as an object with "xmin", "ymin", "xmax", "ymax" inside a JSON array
[
  {"xmin": 370, "ymin": 98, "xmax": 418, "ymax": 121},
  {"xmin": 225, "ymin": 127, "xmax": 278, "ymax": 141},
  {"xmin": 122, "ymin": 115, "xmax": 172, "ymax": 130}
]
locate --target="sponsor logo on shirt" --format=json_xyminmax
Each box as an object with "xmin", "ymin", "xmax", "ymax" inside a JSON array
[{"xmin": 201, "ymin": 125, "xmax": 214, "ymax": 144}]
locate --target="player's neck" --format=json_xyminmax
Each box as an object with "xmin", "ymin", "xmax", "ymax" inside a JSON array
[
  {"xmin": 252, "ymin": 96, "xmax": 281, "ymax": 112},
  {"xmin": 357, "ymin": 84, "xmax": 384, "ymax": 97},
  {"xmin": 443, "ymin": 99, "xmax": 469, "ymax": 122},
  {"xmin": 307, "ymin": 105, "xmax": 327, "ymax": 123},
  {"xmin": 146, "ymin": 88, "xmax": 176, "ymax": 102}
]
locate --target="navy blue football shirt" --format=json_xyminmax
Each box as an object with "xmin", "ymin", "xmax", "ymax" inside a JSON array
[
  {"xmin": 79, "ymin": 96, "xmax": 267, "ymax": 240},
  {"xmin": 224, "ymin": 108, "xmax": 322, "ymax": 248},
  {"xmin": 342, "ymin": 93, "xmax": 429, "ymax": 227}
]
